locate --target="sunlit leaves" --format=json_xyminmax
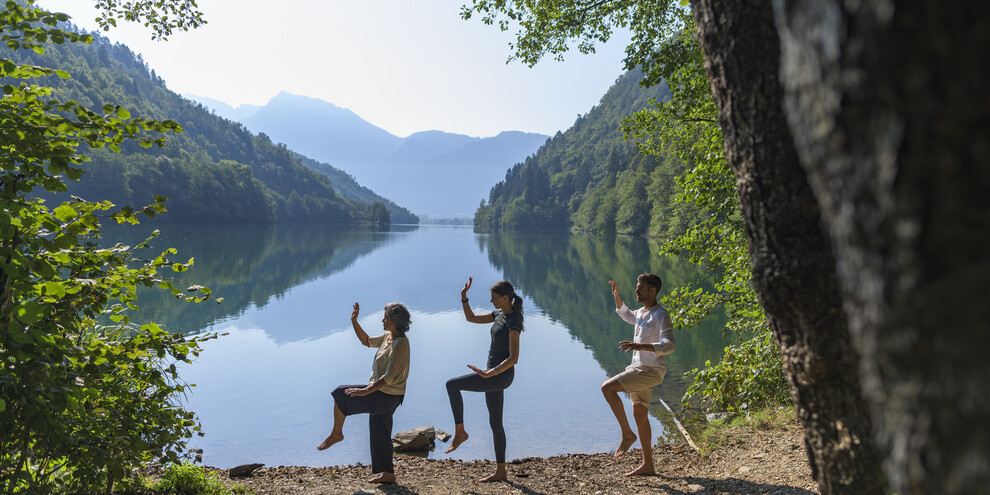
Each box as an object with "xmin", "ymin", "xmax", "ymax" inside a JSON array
[
  {"xmin": 0, "ymin": 1, "xmax": 211, "ymax": 491},
  {"xmin": 92, "ymin": 0, "xmax": 206, "ymax": 41}
]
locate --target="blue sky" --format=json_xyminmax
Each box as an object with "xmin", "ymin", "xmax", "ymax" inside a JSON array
[{"xmin": 38, "ymin": 0, "xmax": 632, "ymax": 138}]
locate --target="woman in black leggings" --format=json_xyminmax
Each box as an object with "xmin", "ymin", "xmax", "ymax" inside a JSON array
[{"xmin": 444, "ymin": 277, "xmax": 523, "ymax": 482}]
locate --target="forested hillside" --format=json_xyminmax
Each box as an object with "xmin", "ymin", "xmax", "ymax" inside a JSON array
[
  {"xmin": 7, "ymin": 27, "xmax": 417, "ymax": 224},
  {"xmin": 474, "ymin": 70, "xmax": 700, "ymax": 238}
]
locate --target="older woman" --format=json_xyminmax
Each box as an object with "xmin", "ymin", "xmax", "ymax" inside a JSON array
[
  {"xmin": 317, "ymin": 302, "xmax": 411, "ymax": 484},
  {"xmin": 444, "ymin": 277, "xmax": 523, "ymax": 482}
]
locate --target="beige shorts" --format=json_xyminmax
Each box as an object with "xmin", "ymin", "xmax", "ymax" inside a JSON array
[{"xmin": 615, "ymin": 365, "xmax": 666, "ymax": 407}]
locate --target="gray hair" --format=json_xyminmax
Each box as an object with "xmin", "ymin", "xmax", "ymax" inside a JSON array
[{"xmin": 384, "ymin": 302, "xmax": 411, "ymax": 334}]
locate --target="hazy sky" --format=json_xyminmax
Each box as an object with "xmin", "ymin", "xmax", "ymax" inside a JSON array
[{"xmin": 38, "ymin": 0, "xmax": 631, "ymax": 138}]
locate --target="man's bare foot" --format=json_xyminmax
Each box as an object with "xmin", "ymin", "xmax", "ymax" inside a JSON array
[
  {"xmin": 445, "ymin": 430, "xmax": 469, "ymax": 454},
  {"xmin": 623, "ymin": 463, "xmax": 657, "ymax": 477},
  {"xmin": 613, "ymin": 432, "xmax": 637, "ymax": 457},
  {"xmin": 316, "ymin": 432, "xmax": 343, "ymax": 451},
  {"xmin": 368, "ymin": 472, "xmax": 396, "ymax": 483}
]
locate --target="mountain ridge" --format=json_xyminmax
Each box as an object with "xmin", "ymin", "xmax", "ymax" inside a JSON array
[{"xmin": 190, "ymin": 91, "xmax": 550, "ymax": 217}]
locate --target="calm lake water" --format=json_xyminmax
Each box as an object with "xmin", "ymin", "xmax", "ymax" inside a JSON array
[{"xmin": 108, "ymin": 224, "xmax": 727, "ymax": 468}]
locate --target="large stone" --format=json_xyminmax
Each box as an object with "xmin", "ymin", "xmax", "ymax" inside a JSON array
[
  {"xmin": 392, "ymin": 425, "xmax": 436, "ymax": 452},
  {"xmin": 706, "ymin": 412, "xmax": 738, "ymax": 423},
  {"xmin": 228, "ymin": 463, "xmax": 264, "ymax": 477},
  {"xmin": 435, "ymin": 428, "xmax": 451, "ymax": 442}
]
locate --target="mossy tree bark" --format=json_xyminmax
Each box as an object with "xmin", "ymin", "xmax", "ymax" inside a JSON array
[
  {"xmin": 773, "ymin": 1, "xmax": 990, "ymax": 493},
  {"xmin": 688, "ymin": 1, "xmax": 886, "ymax": 493}
]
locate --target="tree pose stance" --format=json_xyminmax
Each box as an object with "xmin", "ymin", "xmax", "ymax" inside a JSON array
[
  {"xmin": 602, "ymin": 274, "xmax": 675, "ymax": 476},
  {"xmin": 317, "ymin": 302, "xmax": 412, "ymax": 484},
  {"xmin": 445, "ymin": 277, "xmax": 523, "ymax": 482}
]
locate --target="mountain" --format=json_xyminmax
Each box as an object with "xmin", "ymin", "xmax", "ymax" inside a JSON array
[
  {"xmin": 185, "ymin": 94, "xmax": 260, "ymax": 122},
  {"xmin": 376, "ymin": 130, "xmax": 550, "ymax": 217},
  {"xmin": 240, "ymin": 92, "xmax": 403, "ymax": 170},
  {"xmin": 474, "ymin": 70, "xmax": 704, "ymax": 238},
  {"xmin": 6, "ymin": 28, "xmax": 417, "ymax": 225},
  {"xmin": 196, "ymin": 92, "xmax": 549, "ymax": 218}
]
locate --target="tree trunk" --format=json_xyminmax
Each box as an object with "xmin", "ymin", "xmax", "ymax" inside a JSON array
[
  {"xmin": 688, "ymin": 0, "xmax": 887, "ymax": 493},
  {"xmin": 773, "ymin": 2, "xmax": 990, "ymax": 493}
]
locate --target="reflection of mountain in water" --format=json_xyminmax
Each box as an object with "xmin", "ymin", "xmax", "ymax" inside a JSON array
[
  {"xmin": 102, "ymin": 223, "xmax": 412, "ymax": 337},
  {"xmin": 483, "ymin": 232, "xmax": 727, "ymax": 411}
]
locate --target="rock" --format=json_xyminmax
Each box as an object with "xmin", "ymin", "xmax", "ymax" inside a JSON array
[
  {"xmin": 738, "ymin": 466, "xmax": 752, "ymax": 474},
  {"xmin": 228, "ymin": 463, "xmax": 264, "ymax": 477},
  {"xmin": 687, "ymin": 484, "xmax": 705, "ymax": 492},
  {"xmin": 392, "ymin": 425, "xmax": 436, "ymax": 452},
  {"xmin": 706, "ymin": 412, "xmax": 738, "ymax": 423},
  {"xmin": 435, "ymin": 428, "xmax": 451, "ymax": 442}
]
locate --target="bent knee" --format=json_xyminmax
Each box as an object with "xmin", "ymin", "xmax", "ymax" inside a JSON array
[{"xmin": 601, "ymin": 379, "xmax": 623, "ymax": 395}]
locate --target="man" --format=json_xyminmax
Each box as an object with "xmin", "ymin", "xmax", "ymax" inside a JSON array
[{"xmin": 603, "ymin": 273, "xmax": 675, "ymax": 476}]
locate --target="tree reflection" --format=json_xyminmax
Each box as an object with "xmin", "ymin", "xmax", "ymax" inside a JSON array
[{"xmin": 483, "ymin": 231, "xmax": 727, "ymax": 412}]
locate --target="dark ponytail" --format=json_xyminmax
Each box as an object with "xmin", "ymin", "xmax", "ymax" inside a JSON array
[{"xmin": 490, "ymin": 280, "xmax": 523, "ymax": 314}]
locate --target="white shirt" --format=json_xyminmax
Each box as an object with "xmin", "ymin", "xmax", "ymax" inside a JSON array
[{"xmin": 616, "ymin": 303, "xmax": 675, "ymax": 369}]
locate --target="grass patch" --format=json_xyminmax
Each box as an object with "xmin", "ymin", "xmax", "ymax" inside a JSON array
[
  {"xmin": 143, "ymin": 463, "xmax": 254, "ymax": 495},
  {"xmin": 698, "ymin": 406, "xmax": 797, "ymax": 453}
]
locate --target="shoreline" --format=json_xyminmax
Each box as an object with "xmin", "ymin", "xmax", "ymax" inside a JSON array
[{"xmin": 199, "ymin": 416, "xmax": 818, "ymax": 494}]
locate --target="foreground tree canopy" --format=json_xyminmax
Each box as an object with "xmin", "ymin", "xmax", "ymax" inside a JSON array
[
  {"xmin": 464, "ymin": 0, "xmax": 990, "ymax": 493},
  {"xmin": 0, "ymin": 1, "xmax": 218, "ymax": 492}
]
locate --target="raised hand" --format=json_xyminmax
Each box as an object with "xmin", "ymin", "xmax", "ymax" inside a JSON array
[
  {"xmin": 608, "ymin": 280, "xmax": 623, "ymax": 309},
  {"xmin": 461, "ymin": 276, "xmax": 473, "ymax": 299},
  {"xmin": 351, "ymin": 302, "xmax": 360, "ymax": 320}
]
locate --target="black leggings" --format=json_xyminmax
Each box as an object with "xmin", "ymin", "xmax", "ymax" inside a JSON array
[
  {"xmin": 445, "ymin": 367, "xmax": 514, "ymax": 463},
  {"xmin": 331, "ymin": 385, "xmax": 403, "ymax": 473}
]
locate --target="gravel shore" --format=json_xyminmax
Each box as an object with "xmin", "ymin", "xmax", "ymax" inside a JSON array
[{"xmin": 204, "ymin": 415, "xmax": 819, "ymax": 494}]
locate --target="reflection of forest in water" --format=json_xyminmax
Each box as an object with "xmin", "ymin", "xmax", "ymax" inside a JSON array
[
  {"xmin": 102, "ymin": 223, "xmax": 413, "ymax": 339},
  {"xmin": 483, "ymin": 231, "xmax": 728, "ymax": 413}
]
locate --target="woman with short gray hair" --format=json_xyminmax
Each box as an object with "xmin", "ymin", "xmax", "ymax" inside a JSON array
[{"xmin": 317, "ymin": 301, "xmax": 411, "ymax": 484}]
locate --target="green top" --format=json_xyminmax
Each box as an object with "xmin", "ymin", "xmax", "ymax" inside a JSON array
[{"xmin": 367, "ymin": 333, "xmax": 410, "ymax": 395}]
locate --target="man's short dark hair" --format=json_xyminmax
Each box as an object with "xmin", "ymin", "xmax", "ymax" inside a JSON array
[{"xmin": 637, "ymin": 273, "xmax": 663, "ymax": 292}]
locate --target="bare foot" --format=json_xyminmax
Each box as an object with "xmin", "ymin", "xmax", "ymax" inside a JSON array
[
  {"xmin": 623, "ymin": 463, "xmax": 657, "ymax": 477},
  {"xmin": 316, "ymin": 432, "xmax": 343, "ymax": 451},
  {"xmin": 478, "ymin": 470, "xmax": 507, "ymax": 482},
  {"xmin": 613, "ymin": 432, "xmax": 637, "ymax": 457},
  {"xmin": 368, "ymin": 472, "xmax": 396, "ymax": 483},
  {"xmin": 445, "ymin": 430, "xmax": 469, "ymax": 454}
]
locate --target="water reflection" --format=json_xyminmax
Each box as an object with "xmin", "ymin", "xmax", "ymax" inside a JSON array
[
  {"xmin": 102, "ymin": 223, "xmax": 413, "ymax": 343},
  {"xmin": 483, "ymin": 231, "xmax": 727, "ymax": 413},
  {"xmin": 103, "ymin": 224, "xmax": 730, "ymax": 467}
]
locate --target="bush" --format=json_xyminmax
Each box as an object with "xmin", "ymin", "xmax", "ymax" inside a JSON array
[
  {"xmin": 154, "ymin": 464, "xmax": 230, "ymax": 495},
  {"xmin": 683, "ymin": 331, "xmax": 790, "ymax": 413}
]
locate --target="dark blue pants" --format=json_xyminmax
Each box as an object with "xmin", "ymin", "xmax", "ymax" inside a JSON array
[
  {"xmin": 331, "ymin": 385, "xmax": 403, "ymax": 473},
  {"xmin": 445, "ymin": 367, "xmax": 514, "ymax": 463}
]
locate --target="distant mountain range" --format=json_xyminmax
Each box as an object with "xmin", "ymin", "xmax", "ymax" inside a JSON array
[{"xmin": 187, "ymin": 92, "xmax": 549, "ymax": 218}]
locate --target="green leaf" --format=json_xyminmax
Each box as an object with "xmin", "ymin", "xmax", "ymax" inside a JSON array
[
  {"xmin": 115, "ymin": 107, "xmax": 131, "ymax": 119},
  {"xmin": 15, "ymin": 301, "xmax": 44, "ymax": 324},
  {"xmin": 53, "ymin": 204, "xmax": 77, "ymax": 222},
  {"xmin": 55, "ymin": 69, "xmax": 70, "ymax": 79}
]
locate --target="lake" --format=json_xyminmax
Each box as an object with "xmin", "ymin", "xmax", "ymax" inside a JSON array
[{"xmin": 107, "ymin": 223, "xmax": 727, "ymax": 468}]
